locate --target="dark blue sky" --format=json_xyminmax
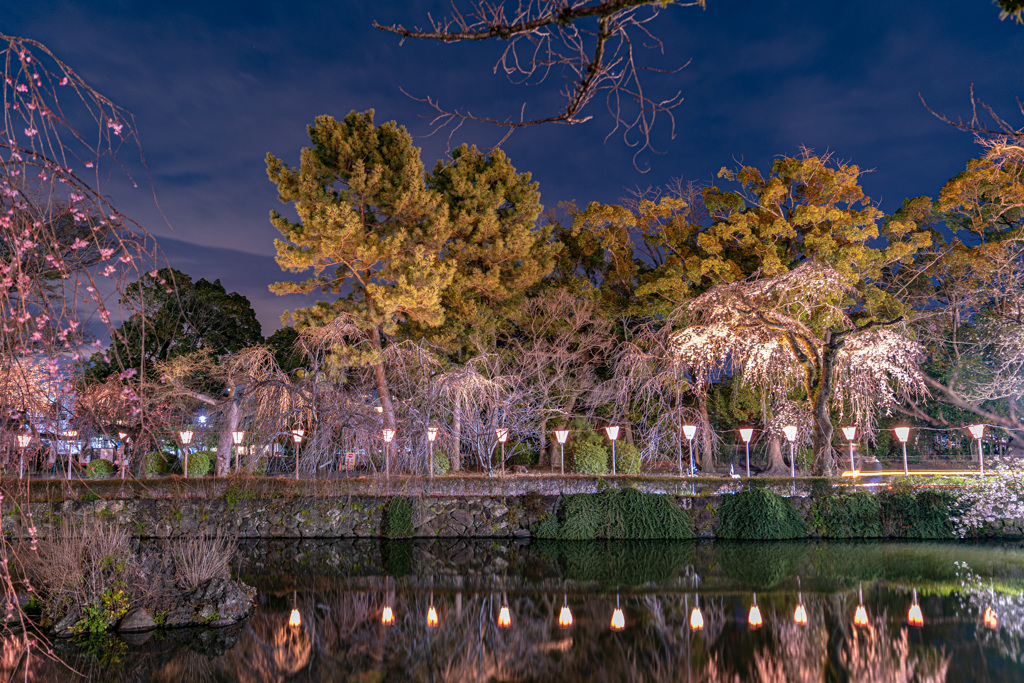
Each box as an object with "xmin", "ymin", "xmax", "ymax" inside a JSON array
[{"xmin": 6, "ymin": 1, "xmax": 1023, "ymax": 332}]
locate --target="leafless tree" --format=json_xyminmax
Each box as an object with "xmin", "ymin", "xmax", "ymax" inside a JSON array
[{"xmin": 376, "ymin": 1, "xmax": 706, "ymax": 166}]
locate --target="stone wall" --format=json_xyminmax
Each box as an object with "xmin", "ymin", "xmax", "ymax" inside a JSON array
[{"xmin": 3, "ymin": 491, "xmax": 1021, "ymax": 540}]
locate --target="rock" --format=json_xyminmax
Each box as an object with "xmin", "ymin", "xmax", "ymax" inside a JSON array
[
  {"xmin": 118, "ymin": 607, "xmax": 156, "ymax": 632},
  {"xmin": 164, "ymin": 577, "xmax": 256, "ymax": 628},
  {"xmin": 52, "ymin": 608, "xmax": 80, "ymax": 638}
]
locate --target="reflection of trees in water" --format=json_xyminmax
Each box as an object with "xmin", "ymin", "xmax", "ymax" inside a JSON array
[{"xmin": 841, "ymin": 615, "xmax": 950, "ymax": 683}]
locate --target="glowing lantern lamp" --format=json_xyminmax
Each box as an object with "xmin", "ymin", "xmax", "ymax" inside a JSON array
[
  {"xmin": 968, "ymin": 424, "xmax": 986, "ymax": 475},
  {"xmin": 498, "ymin": 604, "xmax": 512, "ymax": 628},
  {"xmin": 783, "ymin": 424, "xmax": 798, "ymax": 491},
  {"xmin": 558, "ymin": 595, "xmax": 573, "ymax": 629},
  {"xmin": 427, "ymin": 426, "xmax": 439, "ymax": 479},
  {"xmin": 605, "ymin": 425, "xmax": 620, "ymax": 475},
  {"xmin": 894, "ymin": 427, "xmax": 911, "ymax": 475},
  {"xmin": 288, "ymin": 608, "xmax": 301, "ymax": 628},
  {"xmin": 178, "ymin": 430, "xmax": 193, "ymax": 445},
  {"xmin": 554, "ymin": 429, "xmax": 570, "ymax": 475},
  {"xmin": 610, "ymin": 594, "xmax": 625, "ymax": 631},
  {"xmin": 841, "ymin": 425, "xmax": 858, "ymax": 473},
  {"xmin": 382, "ymin": 428, "xmax": 396, "ymax": 478},
  {"xmin": 381, "ymin": 605, "xmax": 394, "ymax": 626},
  {"xmin": 748, "ymin": 593, "xmax": 763, "ymax": 629},
  {"xmin": 16, "ymin": 434, "xmax": 31, "ymax": 449},
  {"xmin": 984, "ymin": 605, "xmax": 998, "ymax": 630},
  {"xmin": 690, "ymin": 602, "xmax": 704, "ymax": 631},
  {"xmin": 794, "ymin": 577, "xmax": 808, "ymax": 626},
  {"xmin": 427, "ymin": 605, "xmax": 439, "ymax": 628},
  {"xmin": 854, "ymin": 585, "xmax": 869, "ymax": 627},
  {"xmin": 739, "ymin": 427, "xmax": 753, "ymax": 480},
  {"xmin": 907, "ymin": 588, "xmax": 923, "ymax": 628},
  {"xmin": 231, "ymin": 430, "xmax": 245, "ymax": 445}
]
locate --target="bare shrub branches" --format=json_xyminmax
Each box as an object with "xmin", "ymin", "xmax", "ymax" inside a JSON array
[
  {"xmin": 376, "ymin": 1, "xmax": 705, "ymax": 165},
  {"xmin": 172, "ymin": 531, "xmax": 236, "ymax": 591}
]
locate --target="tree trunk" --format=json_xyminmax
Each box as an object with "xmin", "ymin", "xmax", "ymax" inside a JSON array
[
  {"xmin": 762, "ymin": 436, "xmax": 790, "ymax": 476},
  {"xmin": 450, "ymin": 395, "xmax": 462, "ymax": 472},
  {"xmin": 215, "ymin": 400, "xmax": 239, "ymax": 476},
  {"xmin": 538, "ymin": 417, "xmax": 548, "ymax": 468},
  {"xmin": 370, "ymin": 326, "xmax": 396, "ymax": 430},
  {"xmin": 811, "ymin": 335, "xmax": 840, "ymax": 476},
  {"xmin": 697, "ymin": 391, "xmax": 713, "ymax": 470}
]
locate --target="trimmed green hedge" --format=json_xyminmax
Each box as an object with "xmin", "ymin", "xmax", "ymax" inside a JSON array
[
  {"xmin": 185, "ymin": 450, "xmax": 213, "ymax": 478},
  {"xmin": 716, "ymin": 488, "xmax": 809, "ymax": 540},
  {"xmin": 813, "ymin": 490, "xmax": 885, "ymax": 538},
  {"xmin": 383, "ymin": 497, "xmax": 414, "ymax": 538},
  {"xmin": 144, "ymin": 451, "xmax": 174, "ymax": 477},
  {"xmin": 879, "ymin": 488, "xmax": 956, "ymax": 539},
  {"xmin": 534, "ymin": 487, "xmax": 693, "ymax": 540},
  {"xmin": 569, "ymin": 441, "xmax": 609, "ymax": 475},
  {"xmin": 614, "ymin": 442, "xmax": 641, "ymax": 475},
  {"xmin": 85, "ymin": 458, "xmax": 116, "ymax": 479}
]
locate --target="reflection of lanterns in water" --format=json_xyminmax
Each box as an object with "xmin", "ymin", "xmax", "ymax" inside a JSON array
[
  {"xmin": 288, "ymin": 609, "xmax": 301, "ymax": 628},
  {"xmin": 381, "ymin": 605, "xmax": 394, "ymax": 625},
  {"xmin": 854, "ymin": 585, "xmax": 869, "ymax": 627},
  {"xmin": 427, "ymin": 605, "xmax": 439, "ymax": 628},
  {"xmin": 794, "ymin": 577, "xmax": 807, "ymax": 626},
  {"xmin": 984, "ymin": 606, "xmax": 998, "ymax": 630},
  {"xmin": 907, "ymin": 588, "xmax": 923, "ymax": 628},
  {"xmin": 690, "ymin": 593, "xmax": 704, "ymax": 631},
  {"xmin": 748, "ymin": 593, "xmax": 763, "ymax": 630},
  {"xmin": 498, "ymin": 604, "xmax": 512, "ymax": 628},
  {"xmin": 558, "ymin": 602, "xmax": 574, "ymax": 629},
  {"xmin": 610, "ymin": 594, "xmax": 625, "ymax": 631}
]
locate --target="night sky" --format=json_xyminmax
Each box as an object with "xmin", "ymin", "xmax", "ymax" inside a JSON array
[{"xmin": 5, "ymin": 1, "xmax": 1023, "ymax": 332}]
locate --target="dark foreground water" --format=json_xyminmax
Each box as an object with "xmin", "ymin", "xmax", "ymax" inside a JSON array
[{"xmin": 12, "ymin": 539, "xmax": 1024, "ymax": 681}]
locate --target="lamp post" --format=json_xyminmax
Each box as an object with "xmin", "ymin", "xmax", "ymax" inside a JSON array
[
  {"xmin": 382, "ymin": 428, "xmax": 395, "ymax": 478},
  {"xmin": 231, "ymin": 430, "xmax": 245, "ymax": 473},
  {"xmin": 427, "ymin": 426, "xmax": 438, "ymax": 478},
  {"xmin": 496, "ymin": 428, "xmax": 509, "ymax": 477},
  {"xmin": 178, "ymin": 429, "xmax": 193, "ymax": 476},
  {"xmin": 65, "ymin": 430, "xmax": 78, "ymax": 479},
  {"xmin": 291, "ymin": 429, "xmax": 304, "ymax": 480},
  {"xmin": 783, "ymin": 425, "xmax": 797, "ymax": 495},
  {"xmin": 841, "ymin": 425, "xmax": 857, "ymax": 473},
  {"xmin": 16, "ymin": 434, "xmax": 31, "ymax": 480},
  {"xmin": 681, "ymin": 425, "xmax": 697, "ymax": 477},
  {"xmin": 894, "ymin": 427, "xmax": 911, "ymax": 475},
  {"xmin": 739, "ymin": 427, "xmax": 753, "ymax": 481},
  {"xmin": 967, "ymin": 424, "xmax": 985, "ymax": 475},
  {"xmin": 605, "ymin": 425, "xmax": 620, "ymax": 475},
  {"xmin": 554, "ymin": 429, "xmax": 569, "ymax": 475},
  {"xmin": 118, "ymin": 431, "xmax": 129, "ymax": 480}
]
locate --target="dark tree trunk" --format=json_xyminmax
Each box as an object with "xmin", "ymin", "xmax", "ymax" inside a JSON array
[
  {"xmin": 763, "ymin": 436, "xmax": 790, "ymax": 476},
  {"xmin": 812, "ymin": 332, "xmax": 841, "ymax": 476}
]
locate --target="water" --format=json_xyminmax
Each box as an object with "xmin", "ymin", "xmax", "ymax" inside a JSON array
[{"xmin": 15, "ymin": 539, "xmax": 1024, "ymax": 681}]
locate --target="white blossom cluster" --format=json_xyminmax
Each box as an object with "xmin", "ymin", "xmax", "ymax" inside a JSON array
[{"xmin": 951, "ymin": 457, "xmax": 1024, "ymax": 537}]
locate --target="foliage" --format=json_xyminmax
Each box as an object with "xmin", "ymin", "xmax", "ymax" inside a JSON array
[
  {"xmin": 717, "ymin": 541, "xmax": 808, "ymax": 590},
  {"xmin": 614, "ymin": 441, "xmax": 642, "ymax": 475},
  {"xmin": 382, "ymin": 497, "xmax": 414, "ymax": 538},
  {"xmin": 878, "ymin": 486, "xmax": 955, "ymax": 539},
  {"xmin": 716, "ymin": 488, "xmax": 809, "ymax": 540},
  {"xmin": 185, "ymin": 450, "xmax": 213, "ymax": 478},
  {"xmin": 536, "ymin": 540, "xmax": 695, "ymax": 587},
  {"xmin": 432, "ymin": 447, "xmax": 452, "ymax": 476},
  {"xmin": 505, "ymin": 441, "xmax": 539, "ymax": 467},
  {"xmin": 552, "ymin": 488, "xmax": 693, "ymax": 540},
  {"xmin": 71, "ymin": 587, "xmax": 130, "ymax": 635},
  {"xmin": 172, "ymin": 531, "xmax": 236, "ymax": 591},
  {"xmin": 812, "ymin": 489, "xmax": 884, "ymax": 538},
  {"xmin": 568, "ymin": 441, "xmax": 609, "ymax": 475},
  {"xmin": 144, "ymin": 451, "xmax": 173, "ymax": 478},
  {"xmin": 951, "ymin": 457, "xmax": 1024, "ymax": 537},
  {"xmin": 85, "ymin": 458, "xmax": 116, "ymax": 479}
]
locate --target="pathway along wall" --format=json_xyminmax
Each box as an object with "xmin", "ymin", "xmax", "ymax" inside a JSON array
[{"xmin": 1, "ymin": 489, "xmax": 1020, "ymax": 540}]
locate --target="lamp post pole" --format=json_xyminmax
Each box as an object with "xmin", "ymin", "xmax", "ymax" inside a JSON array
[
  {"xmin": 783, "ymin": 426, "xmax": 797, "ymax": 495},
  {"xmin": 427, "ymin": 427, "xmax": 438, "ymax": 479},
  {"xmin": 683, "ymin": 425, "xmax": 697, "ymax": 478},
  {"xmin": 605, "ymin": 426, "xmax": 620, "ymax": 475},
  {"xmin": 382, "ymin": 428, "xmax": 395, "ymax": 479},
  {"xmin": 496, "ymin": 428, "xmax": 509, "ymax": 477},
  {"xmin": 841, "ymin": 426, "xmax": 858, "ymax": 474},
  {"xmin": 894, "ymin": 427, "xmax": 910, "ymax": 475},
  {"xmin": 178, "ymin": 430, "xmax": 194, "ymax": 477},
  {"xmin": 231, "ymin": 430, "xmax": 245, "ymax": 473},
  {"xmin": 739, "ymin": 428, "xmax": 753, "ymax": 483},
  {"xmin": 66, "ymin": 430, "xmax": 79, "ymax": 480},
  {"xmin": 16, "ymin": 434, "xmax": 31, "ymax": 480},
  {"xmin": 968, "ymin": 424, "xmax": 985, "ymax": 475},
  {"xmin": 555, "ymin": 429, "xmax": 569, "ymax": 476},
  {"xmin": 291, "ymin": 429, "xmax": 305, "ymax": 480}
]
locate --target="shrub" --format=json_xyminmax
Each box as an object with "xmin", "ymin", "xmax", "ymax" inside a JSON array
[
  {"xmin": 144, "ymin": 451, "xmax": 173, "ymax": 477},
  {"xmin": 382, "ymin": 497, "xmax": 414, "ymax": 538},
  {"xmin": 432, "ymin": 447, "xmax": 451, "ymax": 476},
  {"xmin": 716, "ymin": 488, "xmax": 809, "ymax": 540},
  {"xmin": 614, "ymin": 442, "xmax": 641, "ymax": 475},
  {"xmin": 542, "ymin": 540, "xmax": 695, "ymax": 587},
  {"xmin": 86, "ymin": 458, "xmax": 115, "ymax": 479},
  {"xmin": 172, "ymin": 531, "xmax": 236, "ymax": 590},
  {"xmin": 569, "ymin": 441, "xmax": 608, "ymax": 475},
  {"xmin": 506, "ymin": 441, "xmax": 538, "ymax": 467},
  {"xmin": 185, "ymin": 450, "xmax": 213, "ymax": 478},
  {"xmin": 554, "ymin": 488, "xmax": 693, "ymax": 540},
  {"xmin": 813, "ymin": 490, "xmax": 884, "ymax": 538},
  {"xmin": 879, "ymin": 488, "xmax": 954, "ymax": 539}
]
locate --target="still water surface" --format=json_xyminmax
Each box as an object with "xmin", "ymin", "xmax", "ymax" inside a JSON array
[{"xmin": 43, "ymin": 539, "xmax": 1024, "ymax": 681}]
